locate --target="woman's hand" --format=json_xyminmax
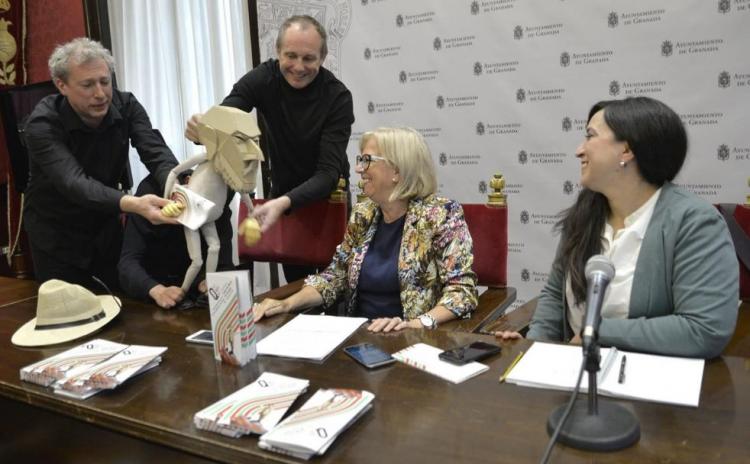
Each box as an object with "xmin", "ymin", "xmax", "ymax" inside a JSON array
[
  {"xmin": 367, "ymin": 317, "xmax": 419, "ymax": 333},
  {"xmin": 253, "ymin": 298, "xmax": 291, "ymax": 322},
  {"xmin": 494, "ymin": 330, "xmax": 523, "ymax": 341}
]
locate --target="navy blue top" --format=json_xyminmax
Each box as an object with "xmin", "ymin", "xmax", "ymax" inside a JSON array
[{"xmin": 356, "ymin": 215, "xmax": 406, "ymax": 319}]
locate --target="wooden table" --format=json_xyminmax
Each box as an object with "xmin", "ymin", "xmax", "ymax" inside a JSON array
[
  {"xmin": 0, "ymin": 276, "xmax": 37, "ymax": 307},
  {"xmin": 1, "ymin": 284, "xmax": 749, "ymax": 463},
  {"xmin": 723, "ymin": 300, "xmax": 750, "ymax": 358}
]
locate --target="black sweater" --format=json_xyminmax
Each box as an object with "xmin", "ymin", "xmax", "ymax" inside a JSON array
[{"xmin": 222, "ymin": 59, "xmax": 354, "ymax": 208}]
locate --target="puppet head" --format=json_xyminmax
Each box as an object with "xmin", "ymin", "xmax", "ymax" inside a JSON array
[{"xmin": 197, "ymin": 106, "xmax": 264, "ymax": 193}]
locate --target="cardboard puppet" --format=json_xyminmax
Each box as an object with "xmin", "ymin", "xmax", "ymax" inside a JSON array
[{"xmin": 162, "ymin": 106, "xmax": 263, "ymax": 292}]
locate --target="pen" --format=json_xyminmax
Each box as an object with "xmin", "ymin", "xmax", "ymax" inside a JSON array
[
  {"xmin": 618, "ymin": 355, "xmax": 627, "ymax": 384},
  {"xmin": 498, "ymin": 350, "xmax": 525, "ymax": 383}
]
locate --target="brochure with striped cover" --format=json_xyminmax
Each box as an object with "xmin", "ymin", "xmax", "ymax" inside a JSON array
[
  {"xmin": 20, "ymin": 339, "xmax": 166, "ymax": 400},
  {"xmin": 206, "ymin": 270, "xmax": 256, "ymax": 366},
  {"xmin": 194, "ymin": 372, "xmax": 309, "ymax": 437},
  {"xmin": 20, "ymin": 339, "xmax": 128, "ymax": 387},
  {"xmin": 54, "ymin": 345, "xmax": 166, "ymax": 399},
  {"xmin": 259, "ymin": 388, "xmax": 374, "ymax": 460}
]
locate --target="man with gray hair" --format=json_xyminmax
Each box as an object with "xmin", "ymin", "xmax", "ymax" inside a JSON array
[{"xmin": 24, "ymin": 37, "xmax": 179, "ymax": 291}]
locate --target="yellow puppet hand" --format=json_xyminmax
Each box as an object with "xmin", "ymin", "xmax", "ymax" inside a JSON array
[
  {"xmin": 240, "ymin": 217, "xmax": 262, "ymax": 247},
  {"xmin": 161, "ymin": 201, "xmax": 185, "ymax": 217}
]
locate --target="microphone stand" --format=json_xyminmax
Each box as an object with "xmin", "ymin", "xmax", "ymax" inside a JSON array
[{"xmin": 546, "ymin": 338, "xmax": 640, "ymax": 451}]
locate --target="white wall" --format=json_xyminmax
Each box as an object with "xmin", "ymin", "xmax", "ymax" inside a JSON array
[{"xmin": 259, "ymin": 0, "xmax": 749, "ymax": 307}]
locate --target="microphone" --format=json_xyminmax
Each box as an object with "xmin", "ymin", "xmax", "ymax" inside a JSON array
[
  {"xmin": 545, "ymin": 255, "xmax": 638, "ymax": 454},
  {"xmin": 581, "ymin": 255, "xmax": 615, "ymax": 353}
]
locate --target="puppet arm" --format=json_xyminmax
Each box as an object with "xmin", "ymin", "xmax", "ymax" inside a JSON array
[
  {"xmin": 162, "ymin": 153, "xmax": 209, "ymax": 217},
  {"xmin": 163, "ymin": 153, "xmax": 208, "ymax": 198},
  {"xmin": 237, "ymin": 193, "xmax": 261, "ymax": 246}
]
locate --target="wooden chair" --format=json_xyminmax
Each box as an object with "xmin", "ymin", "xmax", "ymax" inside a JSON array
[
  {"xmin": 736, "ymin": 202, "xmax": 750, "ymax": 302},
  {"xmin": 0, "ymin": 81, "xmax": 59, "ymax": 194},
  {"xmin": 715, "ymin": 179, "xmax": 750, "ymax": 301},
  {"xmin": 237, "ymin": 179, "xmax": 348, "ymax": 289},
  {"xmin": 441, "ymin": 173, "xmax": 516, "ymax": 332},
  {"xmin": 0, "ymin": 81, "xmax": 58, "ymax": 278},
  {"xmin": 718, "ymin": 178, "xmax": 750, "ymax": 357}
]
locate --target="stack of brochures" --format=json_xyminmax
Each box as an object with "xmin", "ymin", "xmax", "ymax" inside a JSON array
[
  {"xmin": 194, "ymin": 372, "xmax": 309, "ymax": 437},
  {"xmin": 20, "ymin": 338, "xmax": 166, "ymax": 399},
  {"xmin": 259, "ymin": 388, "xmax": 374, "ymax": 460},
  {"xmin": 504, "ymin": 342, "xmax": 705, "ymax": 407},
  {"xmin": 392, "ymin": 343, "xmax": 489, "ymax": 384}
]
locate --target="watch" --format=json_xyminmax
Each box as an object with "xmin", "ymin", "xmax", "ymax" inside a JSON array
[{"xmin": 419, "ymin": 313, "xmax": 437, "ymax": 330}]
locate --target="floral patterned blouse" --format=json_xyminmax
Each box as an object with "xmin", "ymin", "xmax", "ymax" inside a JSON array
[{"xmin": 305, "ymin": 195, "xmax": 478, "ymax": 320}]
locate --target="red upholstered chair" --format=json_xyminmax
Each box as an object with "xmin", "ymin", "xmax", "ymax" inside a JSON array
[
  {"xmin": 733, "ymin": 203, "xmax": 750, "ymax": 301},
  {"xmin": 0, "ymin": 81, "xmax": 59, "ymax": 278},
  {"xmin": 463, "ymin": 202, "xmax": 508, "ymax": 288},
  {"xmin": 440, "ymin": 174, "xmax": 517, "ymax": 333},
  {"xmin": 718, "ymin": 183, "xmax": 750, "ymax": 357},
  {"xmin": 237, "ymin": 182, "xmax": 348, "ymax": 290},
  {"xmin": 0, "ymin": 81, "xmax": 59, "ymax": 195},
  {"xmin": 716, "ymin": 196, "xmax": 750, "ymax": 302}
]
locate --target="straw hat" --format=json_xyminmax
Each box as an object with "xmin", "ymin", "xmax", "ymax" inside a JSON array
[{"xmin": 12, "ymin": 280, "xmax": 121, "ymax": 347}]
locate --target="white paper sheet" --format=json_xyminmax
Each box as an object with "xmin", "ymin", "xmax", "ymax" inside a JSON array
[
  {"xmin": 257, "ymin": 315, "xmax": 367, "ymax": 361},
  {"xmin": 505, "ymin": 342, "xmax": 704, "ymax": 407}
]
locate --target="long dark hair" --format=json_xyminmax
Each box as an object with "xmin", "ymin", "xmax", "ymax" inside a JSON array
[{"xmin": 557, "ymin": 96, "xmax": 687, "ymax": 304}]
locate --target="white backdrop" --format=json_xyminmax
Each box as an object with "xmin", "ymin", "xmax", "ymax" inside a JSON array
[
  {"xmin": 109, "ymin": 0, "xmax": 252, "ymax": 181},
  {"xmin": 260, "ymin": 0, "xmax": 749, "ymax": 308}
]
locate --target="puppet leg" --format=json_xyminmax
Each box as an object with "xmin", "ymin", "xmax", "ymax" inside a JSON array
[
  {"xmin": 181, "ymin": 227, "xmax": 203, "ymax": 292},
  {"xmin": 201, "ymin": 222, "xmax": 220, "ymax": 275}
]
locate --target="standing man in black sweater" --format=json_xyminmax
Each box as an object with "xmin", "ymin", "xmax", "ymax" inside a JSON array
[{"xmin": 185, "ymin": 15, "xmax": 355, "ymax": 283}]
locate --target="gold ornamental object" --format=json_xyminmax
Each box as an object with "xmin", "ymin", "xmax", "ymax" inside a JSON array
[
  {"xmin": 0, "ymin": 18, "xmax": 17, "ymax": 85},
  {"xmin": 487, "ymin": 173, "xmax": 506, "ymax": 207}
]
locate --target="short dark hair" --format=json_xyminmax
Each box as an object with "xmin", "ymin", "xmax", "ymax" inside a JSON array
[
  {"xmin": 275, "ymin": 15, "xmax": 328, "ymax": 59},
  {"xmin": 588, "ymin": 96, "xmax": 687, "ymax": 187}
]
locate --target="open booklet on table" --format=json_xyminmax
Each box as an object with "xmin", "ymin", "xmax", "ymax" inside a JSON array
[{"xmin": 504, "ymin": 342, "xmax": 705, "ymax": 407}]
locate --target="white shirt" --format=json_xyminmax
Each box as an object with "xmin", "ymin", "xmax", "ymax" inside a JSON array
[{"xmin": 567, "ymin": 188, "xmax": 662, "ymax": 337}]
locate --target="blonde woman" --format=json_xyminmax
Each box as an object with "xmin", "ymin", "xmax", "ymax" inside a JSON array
[{"xmin": 254, "ymin": 127, "xmax": 477, "ymax": 332}]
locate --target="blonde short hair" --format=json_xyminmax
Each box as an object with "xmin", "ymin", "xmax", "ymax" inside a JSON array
[{"xmin": 359, "ymin": 127, "xmax": 437, "ymax": 202}]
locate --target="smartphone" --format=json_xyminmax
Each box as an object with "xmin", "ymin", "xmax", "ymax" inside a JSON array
[
  {"xmin": 344, "ymin": 343, "xmax": 396, "ymax": 369},
  {"xmin": 439, "ymin": 341, "xmax": 501, "ymax": 366},
  {"xmin": 185, "ymin": 329, "xmax": 214, "ymax": 345}
]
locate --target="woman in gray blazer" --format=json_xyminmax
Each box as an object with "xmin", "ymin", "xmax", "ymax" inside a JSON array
[{"xmin": 497, "ymin": 97, "xmax": 737, "ymax": 359}]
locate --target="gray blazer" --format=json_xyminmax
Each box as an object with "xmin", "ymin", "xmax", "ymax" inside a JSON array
[{"xmin": 528, "ymin": 183, "xmax": 738, "ymax": 359}]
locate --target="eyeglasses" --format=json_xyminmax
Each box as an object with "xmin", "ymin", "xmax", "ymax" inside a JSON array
[{"xmin": 356, "ymin": 154, "xmax": 388, "ymax": 171}]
